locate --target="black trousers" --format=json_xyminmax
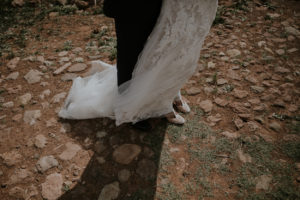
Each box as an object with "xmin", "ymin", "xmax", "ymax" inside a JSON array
[{"xmin": 103, "ymin": 0, "xmax": 162, "ymax": 86}]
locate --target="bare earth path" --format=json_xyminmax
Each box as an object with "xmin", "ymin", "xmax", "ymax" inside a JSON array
[{"xmin": 0, "ymin": 0, "xmax": 299, "ymax": 199}]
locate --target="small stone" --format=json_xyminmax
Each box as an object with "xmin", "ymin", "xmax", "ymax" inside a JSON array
[
  {"xmin": 234, "ymin": 118, "xmax": 244, "ymax": 129},
  {"xmin": 199, "ymin": 100, "xmax": 213, "ymax": 112},
  {"xmin": 248, "ymin": 98, "xmax": 261, "ymax": 105},
  {"xmin": 41, "ymin": 173, "xmax": 63, "ymax": 200},
  {"xmin": 59, "ymin": 57, "xmax": 69, "ymax": 64},
  {"xmin": 96, "ymin": 131, "xmax": 107, "ymax": 139},
  {"xmin": 250, "ymin": 86, "xmax": 265, "ymax": 93},
  {"xmin": 288, "ymin": 105, "xmax": 298, "ymax": 112},
  {"xmin": 227, "ymin": 49, "xmax": 241, "ymax": 57},
  {"xmin": 12, "ymin": 114, "xmax": 22, "ymax": 122},
  {"xmin": 272, "ymin": 99, "xmax": 285, "ymax": 108},
  {"xmin": 60, "ymin": 123, "xmax": 71, "ymax": 133},
  {"xmin": 295, "ymin": 163, "xmax": 300, "ymax": 171},
  {"xmin": 96, "ymin": 157, "xmax": 106, "ymax": 164},
  {"xmin": 233, "ymin": 89, "xmax": 248, "ymax": 99},
  {"xmin": 285, "ymin": 26, "xmax": 300, "ymax": 36},
  {"xmin": 254, "ymin": 116, "xmax": 265, "ymax": 124},
  {"xmin": 34, "ymin": 134, "xmax": 47, "ymax": 148},
  {"xmin": 58, "ymin": 51, "xmax": 68, "ymax": 57},
  {"xmin": 217, "ymin": 78, "xmax": 228, "ymax": 85},
  {"xmin": 39, "ymin": 89, "xmax": 51, "ymax": 100},
  {"xmin": 220, "ymin": 131, "xmax": 240, "ymax": 139},
  {"xmin": 269, "ymin": 122, "xmax": 281, "ymax": 132},
  {"xmin": 53, "ymin": 62, "xmax": 71, "ymax": 75},
  {"xmin": 7, "ymin": 169, "xmax": 32, "ymax": 185},
  {"xmin": 287, "ymin": 48, "xmax": 298, "ymax": 53},
  {"xmin": 118, "ymin": 169, "xmax": 131, "ymax": 182},
  {"xmin": 275, "ymin": 49, "xmax": 285, "ymax": 55},
  {"xmin": 59, "ymin": 142, "xmax": 81, "ymax": 161},
  {"xmin": 94, "ymin": 141, "xmax": 106, "ymax": 154},
  {"xmin": 24, "ymin": 69, "xmax": 43, "ymax": 84},
  {"xmin": 23, "ymin": 110, "xmax": 41, "ymax": 125},
  {"xmin": 186, "ymin": 87, "xmax": 201, "ymax": 95},
  {"xmin": 283, "ymin": 134, "xmax": 300, "ymax": 142},
  {"xmin": 207, "ymin": 61, "xmax": 216, "ymax": 69},
  {"xmin": 36, "ymin": 156, "xmax": 59, "ymax": 173},
  {"xmin": 49, "ymin": 12, "xmax": 59, "ymax": 18},
  {"xmin": 37, "ymin": 56, "xmax": 45, "ymax": 63},
  {"xmin": 237, "ymin": 149, "xmax": 252, "ymax": 163},
  {"xmin": 7, "ymin": 57, "xmax": 20, "ymax": 70},
  {"xmin": 6, "ymin": 72, "xmax": 19, "ymax": 80},
  {"xmin": 113, "ymin": 144, "xmax": 141, "ymax": 164},
  {"xmin": 51, "ymin": 92, "xmax": 66, "ymax": 103},
  {"xmin": 0, "ymin": 150, "xmax": 22, "ymax": 166},
  {"xmin": 98, "ymin": 182, "xmax": 120, "ymax": 200},
  {"xmin": 19, "ymin": 93, "xmax": 32, "ymax": 105},
  {"xmin": 136, "ymin": 159, "xmax": 156, "ymax": 180},
  {"xmin": 68, "ymin": 63, "xmax": 87, "ymax": 72},
  {"xmin": 248, "ymin": 121, "xmax": 260, "ymax": 132},
  {"xmin": 61, "ymin": 73, "xmax": 78, "ymax": 81},
  {"xmin": 73, "ymin": 47, "xmax": 83, "ymax": 53},
  {"xmin": 214, "ymin": 98, "xmax": 228, "ymax": 107},
  {"xmin": 3, "ymin": 101, "xmax": 14, "ymax": 108},
  {"xmin": 274, "ymin": 67, "xmax": 290, "ymax": 73},
  {"xmin": 256, "ymin": 175, "xmax": 272, "ymax": 191},
  {"xmin": 74, "ymin": 57, "xmax": 84, "ymax": 63}
]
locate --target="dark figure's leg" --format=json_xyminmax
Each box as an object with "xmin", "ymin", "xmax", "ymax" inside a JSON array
[{"xmin": 114, "ymin": 4, "xmax": 162, "ymax": 86}]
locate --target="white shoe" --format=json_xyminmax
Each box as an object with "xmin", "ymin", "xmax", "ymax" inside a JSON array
[
  {"xmin": 174, "ymin": 99, "xmax": 191, "ymax": 113},
  {"xmin": 166, "ymin": 111, "xmax": 185, "ymax": 125}
]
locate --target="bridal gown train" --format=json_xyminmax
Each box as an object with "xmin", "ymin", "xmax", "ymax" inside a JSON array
[{"xmin": 59, "ymin": 0, "xmax": 218, "ymax": 126}]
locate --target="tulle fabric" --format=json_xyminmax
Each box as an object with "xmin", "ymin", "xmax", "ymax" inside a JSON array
[{"xmin": 59, "ymin": 0, "xmax": 218, "ymax": 126}]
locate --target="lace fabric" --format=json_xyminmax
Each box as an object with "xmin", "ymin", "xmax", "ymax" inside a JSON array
[{"xmin": 59, "ymin": 0, "xmax": 218, "ymax": 126}]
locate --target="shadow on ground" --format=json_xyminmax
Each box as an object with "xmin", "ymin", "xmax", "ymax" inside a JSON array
[{"xmin": 58, "ymin": 117, "xmax": 168, "ymax": 200}]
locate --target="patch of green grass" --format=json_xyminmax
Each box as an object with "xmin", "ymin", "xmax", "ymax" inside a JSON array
[
  {"xmin": 281, "ymin": 141, "xmax": 300, "ymax": 161},
  {"xmin": 159, "ymin": 183, "xmax": 183, "ymax": 200},
  {"xmin": 213, "ymin": 6, "xmax": 226, "ymax": 25},
  {"xmin": 287, "ymin": 120, "xmax": 300, "ymax": 135}
]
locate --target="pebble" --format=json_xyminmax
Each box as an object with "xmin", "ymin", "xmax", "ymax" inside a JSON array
[
  {"xmin": 269, "ymin": 122, "xmax": 281, "ymax": 132},
  {"xmin": 256, "ymin": 175, "xmax": 272, "ymax": 191},
  {"xmin": 214, "ymin": 98, "xmax": 229, "ymax": 107},
  {"xmin": 41, "ymin": 173, "xmax": 63, "ymax": 200},
  {"xmin": 227, "ymin": 49, "xmax": 241, "ymax": 57},
  {"xmin": 58, "ymin": 51, "xmax": 68, "ymax": 57},
  {"xmin": 34, "ymin": 134, "xmax": 47, "ymax": 148},
  {"xmin": 113, "ymin": 144, "xmax": 141, "ymax": 164},
  {"xmin": 59, "ymin": 142, "xmax": 81, "ymax": 161},
  {"xmin": 61, "ymin": 73, "xmax": 78, "ymax": 81},
  {"xmin": 220, "ymin": 131, "xmax": 240, "ymax": 139},
  {"xmin": 24, "ymin": 69, "xmax": 43, "ymax": 84},
  {"xmin": 68, "ymin": 63, "xmax": 87, "ymax": 72},
  {"xmin": 7, "ymin": 57, "xmax": 20, "ymax": 70},
  {"xmin": 250, "ymin": 86, "xmax": 265, "ymax": 93},
  {"xmin": 199, "ymin": 100, "xmax": 213, "ymax": 113},
  {"xmin": 0, "ymin": 150, "xmax": 22, "ymax": 166},
  {"xmin": 51, "ymin": 92, "xmax": 66, "ymax": 103},
  {"xmin": 118, "ymin": 169, "xmax": 131, "ymax": 182},
  {"xmin": 98, "ymin": 182, "xmax": 120, "ymax": 200},
  {"xmin": 23, "ymin": 110, "xmax": 41, "ymax": 125},
  {"xmin": 53, "ymin": 62, "xmax": 72, "ymax": 75},
  {"xmin": 186, "ymin": 87, "xmax": 201, "ymax": 95},
  {"xmin": 237, "ymin": 149, "xmax": 252, "ymax": 163},
  {"xmin": 7, "ymin": 168, "xmax": 32, "ymax": 185},
  {"xmin": 36, "ymin": 156, "xmax": 59, "ymax": 173},
  {"xmin": 207, "ymin": 61, "xmax": 216, "ymax": 69},
  {"xmin": 3, "ymin": 101, "xmax": 14, "ymax": 108},
  {"xmin": 233, "ymin": 89, "xmax": 248, "ymax": 99},
  {"xmin": 9, "ymin": 186, "xmax": 24, "ymax": 199},
  {"xmin": 6, "ymin": 72, "xmax": 19, "ymax": 80},
  {"xmin": 234, "ymin": 118, "xmax": 244, "ymax": 129},
  {"xmin": 19, "ymin": 93, "xmax": 32, "ymax": 105}
]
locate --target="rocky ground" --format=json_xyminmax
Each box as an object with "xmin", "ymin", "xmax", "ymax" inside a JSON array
[{"xmin": 0, "ymin": 0, "xmax": 299, "ymax": 199}]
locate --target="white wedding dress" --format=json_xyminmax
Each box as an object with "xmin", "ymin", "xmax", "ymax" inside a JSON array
[{"xmin": 59, "ymin": 0, "xmax": 218, "ymax": 126}]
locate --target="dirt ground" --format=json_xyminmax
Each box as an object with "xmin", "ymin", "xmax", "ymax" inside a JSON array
[{"xmin": 0, "ymin": 0, "xmax": 299, "ymax": 199}]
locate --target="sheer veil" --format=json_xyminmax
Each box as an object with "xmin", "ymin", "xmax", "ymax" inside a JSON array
[{"xmin": 59, "ymin": 0, "xmax": 218, "ymax": 126}]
